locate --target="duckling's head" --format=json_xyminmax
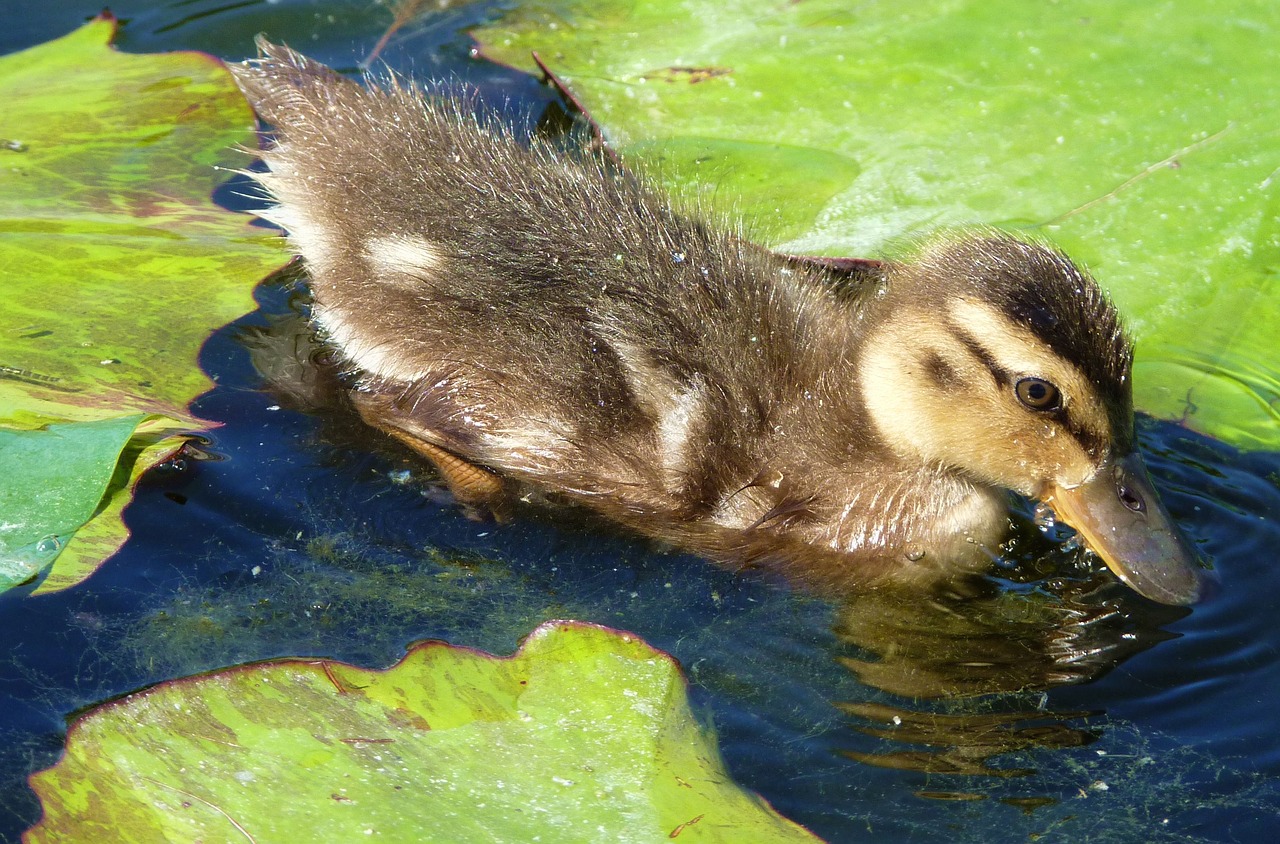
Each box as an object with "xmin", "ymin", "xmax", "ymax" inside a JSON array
[{"xmin": 859, "ymin": 234, "xmax": 1207, "ymax": 605}]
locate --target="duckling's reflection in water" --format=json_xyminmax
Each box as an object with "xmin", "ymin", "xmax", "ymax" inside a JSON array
[{"xmin": 829, "ymin": 528, "xmax": 1188, "ymax": 779}]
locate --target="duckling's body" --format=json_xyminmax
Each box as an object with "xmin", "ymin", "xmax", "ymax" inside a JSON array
[{"xmin": 231, "ymin": 42, "xmax": 1206, "ymax": 604}]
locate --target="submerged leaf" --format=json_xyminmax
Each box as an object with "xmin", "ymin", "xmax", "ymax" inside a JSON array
[
  {"xmin": 0, "ymin": 15, "xmax": 283, "ymax": 594},
  {"xmin": 26, "ymin": 621, "xmax": 822, "ymax": 843},
  {"xmin": 478, "ymin": 0, "xmax": 1280, "ymax": 449}
]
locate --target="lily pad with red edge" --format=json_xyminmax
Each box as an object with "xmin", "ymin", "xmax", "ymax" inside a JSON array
[
  {"xmin": 0, "ymin": 14, "xmax": 285, "ymax": 595},
  {"xmin": 25, "ymin": 620, "xmax": 823, "ymax": 844},
  {"xmin": 476, "ymin": 0, "xmax": 1280, "ymax": 450}
]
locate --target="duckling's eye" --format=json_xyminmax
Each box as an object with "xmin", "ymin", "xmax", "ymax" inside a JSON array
[{"xmin": 1015, "ymin": 377, "xmax": 1061, "ymax": 411}]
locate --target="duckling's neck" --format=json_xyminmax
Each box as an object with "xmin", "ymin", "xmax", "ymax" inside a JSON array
[
  {"xmin": 723, "ymin": 385, "xmax": 1010, "ymax": 578},
  {"xmin": 615, "ymin": 266, "xmax": 1012, "ymax": 578}
]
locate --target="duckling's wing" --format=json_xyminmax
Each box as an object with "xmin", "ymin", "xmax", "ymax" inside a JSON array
[
  {"xmin": 779, "ymin": 254, "xmax": 894, "ymax": 301},
  {"xmin": 231, "ymin": 47, "xmax": 661, "ymax": 494},
  {"xmin": 229, "ymin": 43, "xmax": 860, "ymax": 522}
]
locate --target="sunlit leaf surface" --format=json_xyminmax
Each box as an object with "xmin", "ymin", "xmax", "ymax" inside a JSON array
[
  {"xmin": 478, "ymin": 0, "xmax": 1280, "ymax": 449},
  {"xmin": 27, "ymin": 621, "xmax": 822, "ymax": 843},
  {"xmin": 0, "ymin": 16, "xmax": 282, "ymax": 593}
]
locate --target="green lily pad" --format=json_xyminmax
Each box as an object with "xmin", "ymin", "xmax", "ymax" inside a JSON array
[
  {"xmin": 477, "ymin": 0, "xmax": 1280, "ymax": 449},
  {"xmin": 0, "ymin": 15, "xmax": 283, "ymax": 594},
  {"xmin": 26, "ymin": 620, "xmax": 822, "ymax": 843},
  {"xmin": 0, "ymin": 414, "xmax": 140, "ymax": 590},
  {"xmin": 29, "ymin": 416, "xmax": 190, "ymax": 596}
]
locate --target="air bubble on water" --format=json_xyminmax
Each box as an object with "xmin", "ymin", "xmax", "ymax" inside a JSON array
[
  {"xmin": 0, "ymin": 534, "xmax": 63, "ymax": 584},
  {"xmin": 1033, "ymin": 502, "xmax": 1056, "ymax": 532},
  {"xmin": 34, "ymin": 535, "xmax": 62, "ymax": 556}
]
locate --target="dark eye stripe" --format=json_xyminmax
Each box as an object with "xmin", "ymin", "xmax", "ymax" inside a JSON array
[
  {"xmin": 924, "ymin": 351, "xmax": 959, "ymax": 387},
  {"xmin": 1064, "ymin": 415, "xmax": 1109, "ymax": 460},
  {"xmin": 1037, "ymin": 401, "xmax": 1108, "ymax": 460},
  {"xmin": 953, "ymin": 333, "xmax": 1013, "ymax": 387},
  {"xmin": 951, "ymin": 332, "xmax": 1111, "ymax": 459}
]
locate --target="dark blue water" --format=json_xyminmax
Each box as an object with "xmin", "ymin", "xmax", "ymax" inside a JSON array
[{"xmin": 2, "ymin": 2, "xmax": 1278, "ymax": 841}]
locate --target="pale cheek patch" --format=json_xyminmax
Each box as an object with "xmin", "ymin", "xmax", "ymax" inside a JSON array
[{"xmin": 858, "ymin": 315, "xmax": 965, "ymax": 460}]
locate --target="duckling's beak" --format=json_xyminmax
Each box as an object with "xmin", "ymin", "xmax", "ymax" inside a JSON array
[{"xmin": 1045, "ymin": 453, "xmax": 1208, "ymax": 605}]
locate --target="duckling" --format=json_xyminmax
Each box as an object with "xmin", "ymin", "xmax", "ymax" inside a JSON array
[{"xmin": 229, "ymin": 40, "xmax": 1208, "ymax": 605}]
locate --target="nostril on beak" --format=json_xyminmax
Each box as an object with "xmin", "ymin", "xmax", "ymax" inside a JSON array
[
  {"xmin": 1114, "ymin": 464, "xmax": 1147, "ymax": 514},
  {"xmin": 1117, "ymin": 480, "xmax": 1146, "ymax": 513}
]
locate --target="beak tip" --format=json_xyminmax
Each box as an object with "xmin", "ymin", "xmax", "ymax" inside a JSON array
[
  {"xmin": 1182, "ymin": 559, "xmax": 1218, "ymax": 605},
  {"xmin": 1048, "ymin": 454, "xmax": 1211, "ymax": 608},
  {"xmin": 1110, "ymin": 550, "xmax": 1214, "ymax": 606}
]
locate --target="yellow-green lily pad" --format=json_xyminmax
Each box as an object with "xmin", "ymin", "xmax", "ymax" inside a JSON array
[
  {"xmin": 0, "ymin": 15, "xmax": 283, "ymax": 594},
  {"xmin": 477, "ymin": 0, "xmax": 1280, "ymax": 450},
  {"xmin": 26, "ymin": 621, "xmax": 822, "ymax": 843}
]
